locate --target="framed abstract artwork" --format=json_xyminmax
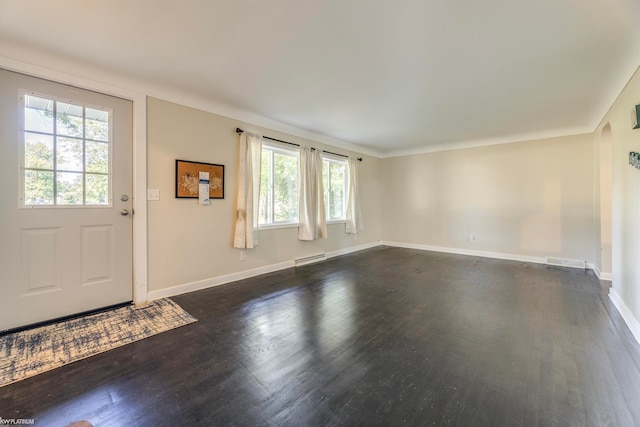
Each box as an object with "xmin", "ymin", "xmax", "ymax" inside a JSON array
[{"xmin": 175, "ymin": 160, "xmax": 224, "ymax": 199}]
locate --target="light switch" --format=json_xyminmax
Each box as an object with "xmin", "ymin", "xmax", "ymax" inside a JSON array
[{"xmin": 147, "ymin": 189, "xmax": 160, "ymax": 201}]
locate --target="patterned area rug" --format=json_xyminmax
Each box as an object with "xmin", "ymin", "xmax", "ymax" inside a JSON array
[{"xmin": 0, "ymin": 298, "xmax": 197, "ymax": 387}]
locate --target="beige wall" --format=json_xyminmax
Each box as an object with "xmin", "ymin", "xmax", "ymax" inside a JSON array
[
  {"xmin": 147, "ymin": 97, "xmax": 381, "ymax": 293},
  {"xmin": 381, "ymin": 134, "xmax": 596, "ymax": 262},
  {"xmin": 594, "ymin": 124, "xmax": 613, "ymax": 276},
  {"xmin": 146, "ymin": 68, "xmax": 640, "ymax": 334},
  {"xmin": 596, "ymin": 64, "xmax": 640, "ymax": 332}
]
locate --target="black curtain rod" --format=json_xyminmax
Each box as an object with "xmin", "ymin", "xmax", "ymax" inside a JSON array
[{"xmin": 236, "ymin": 128, "xmax": 362, "ymax": 161}]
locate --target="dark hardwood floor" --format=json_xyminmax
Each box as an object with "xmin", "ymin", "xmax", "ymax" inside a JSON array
[{"xmin": 2, "ymin": 246, "xmax": 640, "ymax": 426}]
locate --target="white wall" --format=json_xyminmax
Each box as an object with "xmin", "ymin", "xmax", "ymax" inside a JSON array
[
  {"xmin": 381, "ymin": 134, "xmax": 596, "ymax": 263},
  {"xmin": 146, "ymin": 98, "xmax": 381, "ymax": 294},
  {"xmin": 596, "ymin": 65, "xmax": 640, "ymax": 341}
]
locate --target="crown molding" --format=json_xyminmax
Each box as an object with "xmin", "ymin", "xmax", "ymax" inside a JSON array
[
  {"xmin": 591, "ymin": 57, "xmax": 640, "ymax": 130},
  {"xmin": 146, "ymin": 86, "xmax": 383, "ymax": 158},
  {"xmin": 380, "ymin": 126, "xmax": 594, "ymax": 158},
  {"xmin": 0, "ymin": 45, "xmax": 382, "ymax": 159},
  {"xmin": 4, "ymin": 40, "xmax": 638, "ymax": 161}
]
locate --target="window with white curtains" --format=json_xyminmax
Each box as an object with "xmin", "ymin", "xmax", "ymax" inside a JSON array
[
  {"xmin": 258, "ymin": 143, "xmax": 299, "ymax": 226},
  {"xmin": 255, "ymin": 144, "xmax": 356, "ymax": 230}
]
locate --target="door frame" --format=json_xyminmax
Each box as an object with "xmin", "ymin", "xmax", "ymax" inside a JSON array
[{"xmin": 0, "ymin": 56, "xmax": 148, "ymax": 303}]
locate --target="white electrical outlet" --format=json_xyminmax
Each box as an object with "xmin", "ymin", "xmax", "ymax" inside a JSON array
[
  {"xmin": 147, "ymin": 189, "xmax": 160, "ymax": 201},
  {"xmin": 240, "ymin": 250, "xmax": 246, "ymax": 261}
]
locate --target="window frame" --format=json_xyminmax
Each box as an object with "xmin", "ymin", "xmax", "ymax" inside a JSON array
[
  {"xmin": 19, "ymin": 90, "xmax": 113, "ymax": 209},
  {"xmin": 323, "ymin": 154, "xmax": 349, "ymax": 223},
  {"xmin": 258, "ymin": 141, "xmax": 300, "ymax": 229}
]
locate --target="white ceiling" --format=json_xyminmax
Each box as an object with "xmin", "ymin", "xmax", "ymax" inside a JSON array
[{"xmin": 1, "ymin": 0, "xmax": 640, "ymax": 156}]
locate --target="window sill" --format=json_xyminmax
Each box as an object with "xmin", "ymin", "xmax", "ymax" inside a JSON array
[
  {"xmin": 258, "ymin": 220, "xmax": 345, "ymax": 231},
  {"xmin": 259, "ymin": 223, "xmax": 300, "ymax": 231}
]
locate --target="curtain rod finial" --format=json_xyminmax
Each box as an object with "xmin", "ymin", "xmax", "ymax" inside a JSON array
[{"xmin": 236, "ymin": 128, "xmax": 244, "ymax": 134}]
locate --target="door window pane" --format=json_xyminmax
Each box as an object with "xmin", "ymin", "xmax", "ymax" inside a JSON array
[
  {"xmin": 86, "ymin": 174, "xmax": 109, "ymax": 205},
  {"xmin": 24, "ymin": 132, "xmax": 54, "ymax": 169},
  {"xmin": 24, "ymin": 96, "xmax": 54, "ymax": 133},
  {"xmin": 22, "ymin": 94, "xmax": 112, "ymax": 207},
  {"xmin": 86, "ymin": 108, "xmax": 109, "ymax": 141},
  {"xmin": 24, "ymin": 170, "xmax": 54, "ymax": 205},
  {"xmin": 56, "ymin": 172, "xmax": 84, "ymax": 205},
  {"xmin": 85, "ymin": 141, "xmax": 109, "ymax": 173},
  {"xmin": 56, "ymin": 101, "xmax": 84, "ymax": 137},
  {"xmin": 56, "ymin": 137, "xmax": 84, "ymax": 172}
]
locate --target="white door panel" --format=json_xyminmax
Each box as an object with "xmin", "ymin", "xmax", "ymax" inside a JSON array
[{"xmin": 0, "ymin": 69, "xmax": 133, "ymax": 331}]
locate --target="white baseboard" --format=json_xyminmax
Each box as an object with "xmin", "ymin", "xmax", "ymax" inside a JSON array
[
  {"xmin": 609, "ymin": 288, "xmax": 640, "ymax": 345},
  {"xmin": 147, "ymin": 260, "xmax": 294, "ymax": 300},
  {"xmin": 591, "ymin": 264, "xmax": 613, "ymax": 281},
  {"xmin": 149, "ymin": 238, "xmax": 609, "ymax": 300},
  {"xmin": 326, "ymin": 241, "xmax": 380, "ymax": 259},
  {"xmin": 380, "ymin": 241, "xmax": 548, "ymax": 265},
  {"xmin": 148, "ymin": 241, "xmax": 381, "ymax": 300},
  {"xmin": 600, "ymin": 272, "xmax": 613, "ymax": 281},
  {"xmin": 380, "ymin": 241, "xmax": 606, "ymax": 275}
]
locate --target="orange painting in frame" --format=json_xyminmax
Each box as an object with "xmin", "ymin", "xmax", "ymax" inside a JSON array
[{"xmin": 175, "ymin": 159, "xmax": 224, "ymax": 199}]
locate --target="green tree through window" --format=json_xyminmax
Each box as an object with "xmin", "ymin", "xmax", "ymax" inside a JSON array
[
  {"xmin": 259, "ymin": 145, "xmax": 298, "ymax": 225},
  {"xmin": 323, "ymin": 158, "xmax": 348, "ymax": 221}
]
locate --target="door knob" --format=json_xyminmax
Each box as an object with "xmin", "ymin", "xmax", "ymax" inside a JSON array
[{"xmin": 120, "ymin": 209, "xmax": 130, "ymax": 216}]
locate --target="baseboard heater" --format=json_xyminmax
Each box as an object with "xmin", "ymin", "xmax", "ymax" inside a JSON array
[
  {"xmin": 546, "ymin": 257, "xmax": 586, "ymax": 269},
  {"xmin": 294, "ymin": 253, "xmax": 327, "ymax": 267}
]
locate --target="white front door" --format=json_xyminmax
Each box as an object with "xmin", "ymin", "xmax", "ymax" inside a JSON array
[{"xmin": 0, "ymin": 69, "xmax": 133, "ymax": 331}]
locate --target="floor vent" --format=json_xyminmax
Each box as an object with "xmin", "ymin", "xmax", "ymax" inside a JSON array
[
  {"xmin": 294, "ymin": 253, "xmax": 327, "ymax": 267},
  {"xmin": 546, "ymin": 257, "xmax": 586, "ymax": 269}
]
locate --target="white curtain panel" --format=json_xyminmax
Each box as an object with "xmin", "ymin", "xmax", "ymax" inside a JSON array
[
  {"xmin": 345, "ymin": 157, "xmax": 363, "ymax": 234},
  {"xmin": 233, "ymin": 132, "xmax": 262, "ymax": 248},
  {"xmin": 314, "ymin": 149, "xmax": 327, "ymax": 238},
  {"xmin": 298, "ymin": 147, "xmax": 327, "ymax": 241}
]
